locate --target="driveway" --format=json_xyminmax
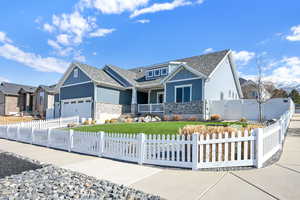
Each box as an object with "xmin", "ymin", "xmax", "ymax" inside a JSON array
[{"xmin": 0, "ymin": 114, "xmax": 300, "ymax": 200}]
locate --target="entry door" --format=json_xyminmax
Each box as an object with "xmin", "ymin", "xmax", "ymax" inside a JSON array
[{"xmin": 157, "ymin": 92, "xmax": 164, "ymax": 103}]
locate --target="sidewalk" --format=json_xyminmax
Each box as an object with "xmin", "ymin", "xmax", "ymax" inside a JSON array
[{"xmin": 1, "ymin": 114, "xmax": 300, "ymax": 200}]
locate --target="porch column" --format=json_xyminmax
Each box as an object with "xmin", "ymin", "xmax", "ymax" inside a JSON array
[
  {"xmin": 26, "ymin": 93, "xmax": 30, "ymax": 112},
  {"xmin": 131, "ymin": 88, "xmax": 138, "ymax": 114}
]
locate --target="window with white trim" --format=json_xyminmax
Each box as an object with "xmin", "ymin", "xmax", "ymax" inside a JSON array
[
  {"xmin": 154, "ymin": 69, "xmax": 160, "ymax": 76},
  {"xmin": 175, "ymin": 85, "xmax": 192, "ymax": 103},
  {"xmin": 74, "ymin": 68, "xmax": 78, "ymax": 78},
  {"xmin": 147, "ymin": 70, "xmax": 153, "ymax": 78},
  {"xmin": 161, "ymin": 68, "xmax": 168, "ymax": 76}
]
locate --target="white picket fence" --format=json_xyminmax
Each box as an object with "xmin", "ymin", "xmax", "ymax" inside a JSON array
[
  {"xmin": 0, "ymin": 116, "xmax": 79, "ymax": 129},
  {"xmin": 0, "ymin": 102, "xmax": 294, "ymax": 170}
]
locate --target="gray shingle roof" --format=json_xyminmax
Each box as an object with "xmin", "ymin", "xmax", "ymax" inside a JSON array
[
  {"xmin": 38, "ymin": 84, "xmax": 58, "ymax": 94},
  {"xmin": 105, "ymin": 65, "xmax": 138, "ymax": 85},
  {"xmin": 0, "ymin": 82, "xmax": 36, "ymax": 96},
  {"xmin": 74, "ymin": 63, "xmax": 124, "ymax": 88}
]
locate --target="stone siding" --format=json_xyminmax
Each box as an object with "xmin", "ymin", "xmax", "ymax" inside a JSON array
[
  {"xmin": 164, "ymin": 101, "xmax": 203, "ymax": 115},
  {"xmin": 95, "ymin": 102, "xmax": 131, "ymax": 123}
]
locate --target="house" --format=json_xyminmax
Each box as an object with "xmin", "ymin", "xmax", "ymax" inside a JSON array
[
  {"xmin": 55, "ymin": 49, "xmax": 243, "ymax": 122},
  {"xmin": 239, "ymin": 78, "xmax": 272, "ymax": 100},
  {"xmin": 34, "ymin": 85, "xmax": 59, "ymax": 119},
  {"xmin": 0, "ymin": 82, "xmax": 36, "ymax": 116}
]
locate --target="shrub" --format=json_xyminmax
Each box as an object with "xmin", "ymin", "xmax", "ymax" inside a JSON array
[
  {"xmin": 188, "ymin": 116, "xmax": 198, "ymax": 121},
  {"xmin": 91, "ymin": 120, "xmax": 97, "ymax": 125},
  {"xmin": 67, "ymin": 123, "xmax": 76, "ymax": 128},
  {"xmin": 210, "ymin": 114, "xmax": 221, "ymax": 121},
  {"xmin": 125, "ymin": 118, "xmax": 133, "ymax": 123},
  {"xmin": 172, "ymin": 115, "xmax": 182, "ymax": 121},
  {"xmin": 105, "ymin": 119, "xmax": 110, "ymax": 124},
  {"xmin": 163, "ymin": 115, "xmax": 169, "ymax": 121},
  {"xmin": 239, "ymin": 117, "xmax": 248, "ymax": 123},
  {"xmin": 110, "ymin": 119, "xmax": 118, "ymax": 124},
  {"xmin": 83, "ymin": 120, "xmax": 90, "ymax": 125},
  {"xmin": 179, "ymin": 125, "xmax": 237, "ymax": 136}
]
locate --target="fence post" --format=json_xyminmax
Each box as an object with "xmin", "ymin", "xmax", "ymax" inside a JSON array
[
  {"xmin": 192, "ymin": 133, "xmax": 199, "ymax": 170},
  {"xmin": 138, "ymin": 133, "xmax": 146, "ymax": 165},
  {"xmin": 31, "ymin": 127, "xmax": 35, "ymax": 144},
  {"xmin": 69, "ymin": 129, "xmax": 74, "ymax": 152},
  {"xmin": 47, "ymin": 128, "xmax": 52, "ymax": 148},
  {"xmin": 255, "ymin": 128, "xmax": 264, "ymax": 168},
  {"xmin": 98, "ymin": 132, "xmax": 105, "ymax": 157},
  {"xmin": 16, "ymin": 124, "xmax": 20, "ymax": 141}
]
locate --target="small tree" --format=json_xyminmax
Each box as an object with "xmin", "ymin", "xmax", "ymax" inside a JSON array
[
  {"xmin": 271, "ymin": 89, "xmax": 288, "ymax": 98},
  {"xmin": 289, "ymin": 89, "xmax": 300, "ymax": 104}
]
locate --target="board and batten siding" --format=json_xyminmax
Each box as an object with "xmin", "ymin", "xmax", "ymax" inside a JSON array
[
  {"xmin": 204, "ymin": 57, "xmax": 239, "ymax": 100},
  {"xmin": 63, "ymin": 67, "xmax": 91, "ymax": 86},
  {"xmin": 95, "ymin": 86, "xmax": 132, "ymax": 105},
  {"xmin": 60, "ymin": 82, "xmax": 94, "ymax": 100},
  {"xmin": 169, "ymin": 68, "xmax": 198, "ymax": 81},
  {"xmin": 166, "ymin": 79, "xmax": 203, "ymax": 103}
]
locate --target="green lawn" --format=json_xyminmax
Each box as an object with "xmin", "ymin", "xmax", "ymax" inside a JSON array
[{"xmin": 72, "ymin": 121, "xmax": 247, "ymax": 135}]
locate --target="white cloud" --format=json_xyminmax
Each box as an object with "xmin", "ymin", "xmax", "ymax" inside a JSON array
[
  {"xmin": 286, "ymin": 25, "xmax": 300, "ymax": 41},
  {"xmin": 136, "ymin": 19, "xmax": 150, "ymax": 23},
  {"xmin": 0, "ymin": 32, "xmax": 12, "ymax": 43},
  {"xmin": 0, "ymin": 43, "xmax": 68, "ymax": 74},
  {"xmin": 92, "ymin": 52, "xmax": 97, "ymax": 56},
  {"xmin": 56, "ymin": 34, "xmax": 71, "ymax": 45},
  {"xmin": 77, "ymin": 0, "xmax": 149, "ymax": 14},
  {"xmin": 232, "ymin": 50, "xmax": 256, "ymax": 65},
  {"xmin": 47, "ymin": 40, "xmax": 61, "ymax": 50},
  {"xmin": 130, "ymin": 0, "xmax": 192, "ymax": 18},
  {"xmin": 203, "ymin": 48, "xmax": 213, "ymax": 53},
  {"xmin": 74, "ymin": 53, "xmax": 86, "ymax": 62},
  {"xmin": 0, "ymin": 76, "xmax": 9, "ymax": 83},
  {"xmin": 89, "ymin": 28, "xmax": 115, "ymax": 37},
  {"xmin": 43, "ymin": 23, "xmax": 55, "ymax": 33},
  {"xmin": 196, "ymin": 0, "xmax": 204, "ymax": 4}
]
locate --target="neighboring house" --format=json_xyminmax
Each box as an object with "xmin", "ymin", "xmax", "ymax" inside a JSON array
[
  {"xmin": 34, "ymin": 85, "xmax": 59, "ymax": 119},
  {"xmin": 55, "ymin": 49, "xmax": 243, "ymax": 122},
  {"xmin": 240, "ymin": 78, "xmax": 271, "ymax": 100},
  {"xmin": 0, "ymin": 82, "xmax": 36, "ymax": 116}
]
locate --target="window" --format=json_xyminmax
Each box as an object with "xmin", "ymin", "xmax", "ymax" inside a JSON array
[
  {"xmin": 147, "ymin": 70, "xmax": 153, "ymax": 78},
  {"xmin": 220, "ymin": 92, "xmax": 224, "ymax": 100},
  {"xmin": 154, "ymin": 69, "xmax": 160, "ymax": 77},
  {"xmin": 161, "ymin": 68, "xmax": 168, "ymax": 76},
  {"xmin": 175, "ymin": 85, "xmax": 192, "ymax": 103},
  {"xmin": 252, "ymin": 91, "xmax": 257, "ymax": 97},
  {"xmin": 74, "ymin": 68, "xmax": 78, "ymax": 78}
]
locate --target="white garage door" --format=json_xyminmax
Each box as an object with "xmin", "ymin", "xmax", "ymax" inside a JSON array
[{"xmin": 61, "ymin": 98, "xmax": 92, "ymax": 119}]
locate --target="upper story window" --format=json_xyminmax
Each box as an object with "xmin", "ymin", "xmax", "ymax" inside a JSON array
[
  {"xmin": 154, "ymin": 69, "xmax": 160, "ymax": 77},
  {"xmin": 161, "ymin": 68, "xmax": 168, "ymax": 76},
  {"xmin": 175, "ymin": 85, "xmax": 192, "ymax": 103},
  {"xmin": 74, "ymin": 68, "xmax": 79, "ymax": 78},
  {"xmin": 147, "ymin": 70, "xmax": 153, "ymax": 78}
]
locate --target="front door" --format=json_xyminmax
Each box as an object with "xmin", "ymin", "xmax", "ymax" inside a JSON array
[{"xmin": 157, "ymin": 92, "xmax": 164, "ymax": 103}]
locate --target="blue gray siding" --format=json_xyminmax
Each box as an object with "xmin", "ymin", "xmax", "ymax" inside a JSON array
[
  {"xmin": 60, "ymin": 82, "xmax": 94, "ymax": 100},
  {"xmin": 96, "ymin": 86, "xmax": 131, "ymax": 105},
  {"xmin": 54, "ymin": 94, "xmax": 59, "ymax": 102},
  {"xmin": 169, "ymin": 68, "xmax": 198, "ymax": 81},
  {"xmin": 150, "ymin": 89, "xmax": 164, "ymax": 104},
  {"xmin": 166, "ymin": 79, "xmax": 203, "ymax": 103},
  {"xmin": 63, "ymin": 67, "xmax": 91, "ymax": 86},
  {"xmin": 104, "ymin": 67, "xmax": 132, "ymax": 87}
]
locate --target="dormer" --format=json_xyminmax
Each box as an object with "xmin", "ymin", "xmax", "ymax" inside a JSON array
[{"xmin": 145, "ymin": 62, "xmax": 185, "ymax": 80}]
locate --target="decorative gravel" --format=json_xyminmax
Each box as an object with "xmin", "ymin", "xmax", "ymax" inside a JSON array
[{"xmin": 0, "ymin": 152, "xmax": 160, "ymax": 200}]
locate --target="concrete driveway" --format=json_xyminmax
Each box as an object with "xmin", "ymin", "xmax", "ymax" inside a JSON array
[{"xmin": 1, "ymin": 114, "xmax": 300, "ymax": 200}]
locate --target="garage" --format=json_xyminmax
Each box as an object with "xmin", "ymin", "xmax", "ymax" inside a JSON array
[{"xmin": 61, "ymin": 98, "xmax": 92, "ymax": 119}]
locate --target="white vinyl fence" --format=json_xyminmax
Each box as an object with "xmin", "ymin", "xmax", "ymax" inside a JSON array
[
  {"xmin": 0, "ymin": 116, "xmax": 79, "ymax": 129},
  {"xmin": 0, "ymin": 102, "xmax": 295, "ymax": 170}
]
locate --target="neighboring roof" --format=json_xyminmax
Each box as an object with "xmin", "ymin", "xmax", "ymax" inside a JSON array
[
  {"xmin": 239, "ymin": 78, "xmax": 248, "ymax": 86},
  {"xmin": 0, "ymin": 82, "xmax": 36, "ymax": 96},
  {"xmin": 73, "ymin": 63, "xmax": 124, "ymax": 88},
  {"xmin": 38, "ymin": 84, "xmax": 58, "ymax": 94}
]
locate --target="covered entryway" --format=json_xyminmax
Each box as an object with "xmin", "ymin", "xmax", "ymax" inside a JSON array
[{"xmin": 61, "ymin": 98, "xmax": 92, "ymax": 118}]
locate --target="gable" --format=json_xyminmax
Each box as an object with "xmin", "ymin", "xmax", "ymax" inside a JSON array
[
  {"xmin": 169, "ymin": 68, "xmax": 199, "ymax": 81},
  {"xmin": 63, "ymin": 67, "xmax": 91, "ymax": 86}
]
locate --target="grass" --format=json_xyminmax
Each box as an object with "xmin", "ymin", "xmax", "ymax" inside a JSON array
[{"xmin": 72, "ymin": 121, "xmax": 247, "ymax": 135}]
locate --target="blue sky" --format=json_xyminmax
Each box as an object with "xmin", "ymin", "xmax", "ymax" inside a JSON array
[{"xmin": 0, "ymin": 0, "xmax": 300, "ymax": 88}]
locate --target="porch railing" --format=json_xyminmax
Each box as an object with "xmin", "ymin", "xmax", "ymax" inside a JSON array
[{"xmin": 138, "ymin": 104, "xmax": 164, "ymax": 113}]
